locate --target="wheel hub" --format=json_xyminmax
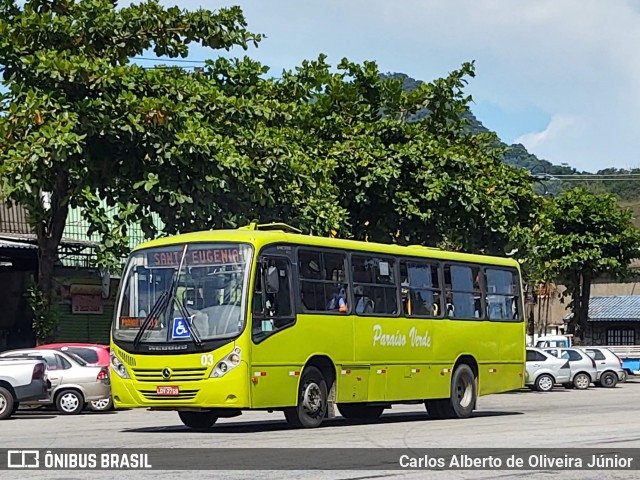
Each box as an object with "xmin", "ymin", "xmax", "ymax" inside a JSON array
[
  {"xmin": 0, "ymin": 396, "xmax": 6, "ymax": 414},
  {"xmin": 302, "ymin": 382, "xmax": 322, "ymax": 413},
  {"xmin": 456, "ymin": 378, "xmax": 473, "ymax": 408},
  {"xmin": 540, "ymin": 376, "xmax": 552, "ymax": 390},
  {"xmin": 92, "ymin": 399, "xmax": 109, "ymax": 409},
  {"xmin": 61, "ymin": 394, "xmax": 79, "ymax": 412}
]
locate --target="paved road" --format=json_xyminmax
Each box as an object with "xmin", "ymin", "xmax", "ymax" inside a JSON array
[{"xmin": 2, "ymin": 380, "xmax": 640, "ymax": 479}]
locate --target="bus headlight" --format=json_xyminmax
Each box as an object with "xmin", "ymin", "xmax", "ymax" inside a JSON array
[
  {"xmin": 210, "ymin": 347, "xmax": 241, "ymax": 378},
  {"xmin": 110, "ymin": 352, "xmax": 131, "ymax": 379}
]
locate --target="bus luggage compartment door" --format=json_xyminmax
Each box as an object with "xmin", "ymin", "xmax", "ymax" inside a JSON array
[{"xmin": 336, "ymin": 366, "xmax": 370, "ymax": 403}]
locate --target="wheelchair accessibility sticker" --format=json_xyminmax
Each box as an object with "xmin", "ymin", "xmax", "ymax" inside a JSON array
[{"xmin": 172, "ymin": 317, "xmax": 192, "ymax": 339}]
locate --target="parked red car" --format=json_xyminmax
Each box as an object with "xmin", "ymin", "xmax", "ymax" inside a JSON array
[
  {"xmin": 36, "ymin": 343, "xmax": 110, "ymax": 367},
  {"xmin": 36, "ymin": 343, "xmax": 112, "ymax": 411}
]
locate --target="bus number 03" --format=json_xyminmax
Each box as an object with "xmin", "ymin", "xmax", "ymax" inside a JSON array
[{"xmin": 201, "ymin": 354, "xmax": 214, "ymax": 366}]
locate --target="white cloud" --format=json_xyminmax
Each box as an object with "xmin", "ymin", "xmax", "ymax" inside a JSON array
[{"xmin": 515, "ymin": 115, "xmax": 577, "ymax": 151}]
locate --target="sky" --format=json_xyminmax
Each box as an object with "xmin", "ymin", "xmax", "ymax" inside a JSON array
[{"xmin": 147, "ymin": 0, "xmax": 640, "ymax": 173}]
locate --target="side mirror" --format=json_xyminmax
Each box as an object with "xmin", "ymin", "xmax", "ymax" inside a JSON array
[{"xmin": 266, "ymin": 265, "xmax": 280, "ymax": 294}]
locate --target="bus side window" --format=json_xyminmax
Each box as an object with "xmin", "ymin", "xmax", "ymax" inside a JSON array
[{"xmin": 252, "ymin": 257, "xmax": 295, "ymax": 341}]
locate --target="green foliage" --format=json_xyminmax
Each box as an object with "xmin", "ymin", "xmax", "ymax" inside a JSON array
[{"xmin": 26, "ymin": 277, "xmax": 58, "ymax": 344}]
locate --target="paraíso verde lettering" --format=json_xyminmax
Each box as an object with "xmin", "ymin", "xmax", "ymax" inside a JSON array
[{"xmin": 372, "ymin": 324, "xmax": 432, "ymax": 348}]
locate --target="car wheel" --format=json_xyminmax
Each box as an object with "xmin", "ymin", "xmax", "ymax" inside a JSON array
[
  {"xmin": 573, "ymin": 373, "xmax": 590, "ymax": 390},
  {"xmin": 0, "ymin": 386, "xmax": 15, "ymax": 420},
  {"xmin": 599, "ymin": 371, "xmax": 618, "ymax": 388},
  {"xmin": 90, "ymin": 397, "xmax": 113, "ymax": 412},
  {"xmin": 284, "ymin": 366, "xmax": 327, "ymax": 428},
  {"xmin": 178, "ymin": 411, "xmax": 218, "ymax": 430},
  {"xmin": 535, "ymin": 374, "xmax": 554, "ymax": 392},
  {"xmin": 55, "ymin": 390, "xmax": 84, "ymax": 415}
]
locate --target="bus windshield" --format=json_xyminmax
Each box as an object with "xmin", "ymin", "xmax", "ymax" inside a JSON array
[{"xmin": 113, "ymin": 243, "xmax": 253, "ymax": 345}]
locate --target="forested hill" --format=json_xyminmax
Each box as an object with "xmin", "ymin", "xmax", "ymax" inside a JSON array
[
  {"xmin": 384, "ymin": 72, "xmax": 575, "ymax": 176},
  {"xmin": 385, "ymin": 72, "xmax": 640, "ymax": 205}
]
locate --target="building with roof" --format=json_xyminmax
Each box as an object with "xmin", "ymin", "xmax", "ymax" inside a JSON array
[
  {"xmin": 0, "ymin": 199, "xmax": 159, "ymax": 350},
  {"xmin": 583, "ymin": 295, "xmax": 640, "ymax": 346}
]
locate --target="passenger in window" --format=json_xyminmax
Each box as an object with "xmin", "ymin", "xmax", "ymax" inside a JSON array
[
  {"xmin": 326, "ymin": 286, "xmax": 348, "ymax": 313},
  {"xmin": 354, "ymin": 286, "xmax": 374, "ymax": 314},
  {"xmin": 446, "ymin": 295, "xmax": 455, "ymax": 318}
]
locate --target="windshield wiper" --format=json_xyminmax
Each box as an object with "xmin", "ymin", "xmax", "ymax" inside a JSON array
[
  {"xmin": 133, "ymin": 244, "xmax": 188, "ymax": 349},
  {"xmin": 133, "ymin": 290, "xmax": 171, "ymax": 348}
]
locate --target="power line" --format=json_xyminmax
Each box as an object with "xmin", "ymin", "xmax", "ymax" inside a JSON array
[
  {"xmin": 532, "ymin": 173, "xmax": 640, "ymax": 180},
  {"xmin": 133, "ymin": 56, "xmax": 208, "ymax": 64}
]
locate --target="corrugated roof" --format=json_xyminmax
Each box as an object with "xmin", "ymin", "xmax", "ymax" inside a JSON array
[
  {"xmin": 0, "ymin": 233, "xmax": 95, "ymax": 248},
  {"xmin": 0, "ymin": 239, "xmax": 37, "ymax": 250},
  {"xmin": 587, "ymin": 296, "xmax": 640, "ymax": 322}
]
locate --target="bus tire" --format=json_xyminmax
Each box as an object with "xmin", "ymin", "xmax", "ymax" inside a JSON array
[
  {"xmin": 337, "ymin": 403, "xmax": 384, "ymax": 420},
  {"xmin": 178, "ymin": 411, "xmax": 218, "ymax": 430},
  {"xmin": 284, "ymin": 366, "xmax": 327, "ymax": 428},
  {"xmin": 426, "ymin": 364, "xmax": 476, "ymax": 419}
]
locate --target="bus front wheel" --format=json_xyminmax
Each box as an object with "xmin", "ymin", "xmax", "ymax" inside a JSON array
[
  {"xmin": 178, "ymin": 411, "xmax": 218, "ymax": 430},
  {"xmin": 284, "ymin": 366, "xmax": 327, "ymax": 428},
  {"xmin": 425, "ymin": 364, "xmax": 477, "ymax": 419}
]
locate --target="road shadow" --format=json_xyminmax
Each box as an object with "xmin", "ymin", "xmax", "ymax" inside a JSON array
[{"xmin": 122, "ymin": 409, "xmax": 522, "ymax": 434}]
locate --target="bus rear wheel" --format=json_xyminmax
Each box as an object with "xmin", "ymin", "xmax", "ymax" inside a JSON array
[
  {"xmin": 425, "ymin": 364, "xmax": 477, "ymax": 419},
  {"xmin": 337, "ymin": 403, "xmax": 384, "ymax": 420},
  {"xmin": 284, "ymin": 366, "xmax": 327, "ymax": 428},
  {"xmin": 178, "ymin": 411, "xmax": 218, "ymax": 430}
]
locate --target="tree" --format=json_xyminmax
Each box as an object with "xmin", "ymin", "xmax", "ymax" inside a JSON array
[
  {"xmin": 526, "ymin": 188, "xmax": 640, "ymax": 340},
  {"xmin": 0, "ymin": 0, "xmax": 262, "ymax": 341}
]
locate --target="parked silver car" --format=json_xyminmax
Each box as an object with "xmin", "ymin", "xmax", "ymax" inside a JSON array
[
  {"xmin": 525, "ymin": 348, "xmax": 571, "ymax": 392},
  {"xmin": 543, "ymin": 347, "xmax": 598, "ymax": 390},
  {"xmin": 579, "ymin": 347, "xmax": 625, "ymax": 388},
  {"xmin": 0, "ymin": 349, "xmax": 110, "ymax": 415}
]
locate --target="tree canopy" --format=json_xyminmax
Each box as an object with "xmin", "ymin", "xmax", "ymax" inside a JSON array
[{"xmin": 0, "ymin": 0, "xmax": 262, "ymax": 340}]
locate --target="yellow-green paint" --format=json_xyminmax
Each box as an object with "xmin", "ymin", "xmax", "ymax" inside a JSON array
[{"xmin": 111, "ymin": 228, "xmax": 525, "ymax": 411}]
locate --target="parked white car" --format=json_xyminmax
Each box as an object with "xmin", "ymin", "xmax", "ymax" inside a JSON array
[
  {"xmin": 525, "ymin": 348, "xmax": 571, "ymax": 392},
  {"xmin": 0, "ymin": 349, "xmax": 110, "ymax": 415},
  {"xmin": 579, "ymin": 347, "xmax": 626, "ymax": 387},
  {"xmin": 0, "ymin": 357, "xmax": 50, "ymax": 419},
  {"xmin": 543, "ymin": 347, "xmax": 598, "ymax": 390}
]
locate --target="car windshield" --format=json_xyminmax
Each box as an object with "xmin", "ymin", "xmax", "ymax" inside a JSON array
[{"xmin": 113, "ymin": 243, "xmax": 253, "ymax": 344}]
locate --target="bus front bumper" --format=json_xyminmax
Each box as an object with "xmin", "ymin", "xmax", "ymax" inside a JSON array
[{"xmin": 110, "ymin": 362, "xmax": 250, "ymax": 410}]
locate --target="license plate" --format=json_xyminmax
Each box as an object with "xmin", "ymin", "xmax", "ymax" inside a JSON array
[{"xmin": 156, "ymin": 386, "xmax": 179, "ymax": 396}]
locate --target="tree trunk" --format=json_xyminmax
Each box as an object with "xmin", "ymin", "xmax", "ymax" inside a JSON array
[
  {"xmin": 567, "ymin": 273, "xmax": 581, "ymax": 336},
  {"xmin": 34, "ymin": 169, "xmax": 70, "ymax": 344},
  {"xmin": 577, "ymin": 274, "xmax": 592, "ymax": 342}
]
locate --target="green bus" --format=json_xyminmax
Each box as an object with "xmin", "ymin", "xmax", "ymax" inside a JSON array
[{"xmin": 110, "ymin": 223, "xmax": 525, "ymax": 429}]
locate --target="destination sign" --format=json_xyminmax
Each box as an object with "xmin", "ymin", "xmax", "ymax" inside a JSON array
[
  {"xmin": 148, "ymin": 247, "xmax": 245, "ymax": 267},
  {"xmin": 119, "ymin": 317, "xmax": 160, "ymax": 329}
]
